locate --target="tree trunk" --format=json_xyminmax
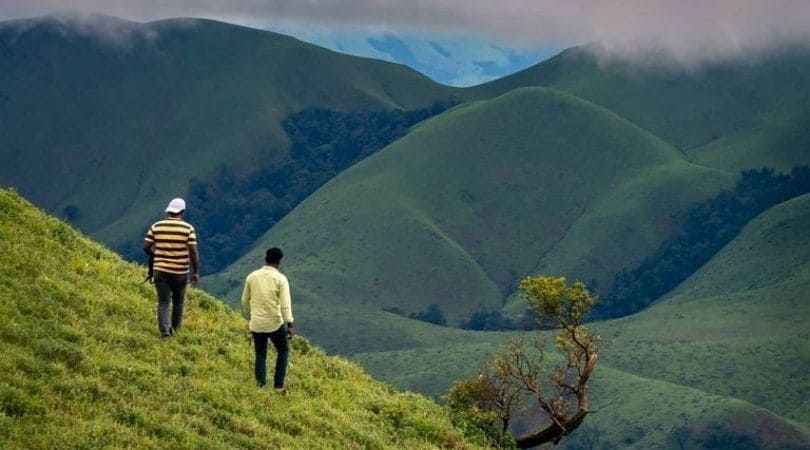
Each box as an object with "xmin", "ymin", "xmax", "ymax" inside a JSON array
[{"xmin": 515, "ymin": 410, "xmax": 589, "ymax": 449}]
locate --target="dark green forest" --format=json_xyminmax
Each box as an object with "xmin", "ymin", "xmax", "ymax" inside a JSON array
[{"xmin": 594, "ymin": 165, "xmax": 810, "ymax": 319}]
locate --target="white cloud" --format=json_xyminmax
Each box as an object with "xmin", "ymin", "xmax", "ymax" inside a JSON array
[{"xmin": 1, "ymin": 1, "xmax": 809, "ymax": 67}]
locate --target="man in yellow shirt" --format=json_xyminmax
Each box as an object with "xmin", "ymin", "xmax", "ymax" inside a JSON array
[{"xmin": 241, "ymin": 247, "xmax": 294, "ymax": 392}]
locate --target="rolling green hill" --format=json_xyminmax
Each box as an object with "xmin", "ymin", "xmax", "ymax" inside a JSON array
[
  {"xmin": 0, "ymin": 188, "xmax": 488, "ymax": 449},
  {"xmin": 207, "ymin": 43, "xmax": 810, "ymax": 350},
  {"xmin": 210, "ymin": 86, "xmax": 730, "ymax": 331},
  {"xmin": 0, "ymin": 14, "xmax": 459, "ymax": 266},
  {"xmin": 472, "ymin": 44, "xmax": 810, "ymax": 172},
  {"xmin": 354, "ymin": 194, "xmax": 810, "ymax": 449}
]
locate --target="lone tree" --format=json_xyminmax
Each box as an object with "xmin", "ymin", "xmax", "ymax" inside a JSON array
[{"xmin": 446, "ymin": 276, "xmax": 601, "ymax": 448}]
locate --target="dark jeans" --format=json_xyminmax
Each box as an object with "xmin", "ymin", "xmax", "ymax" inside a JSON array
[
  {"xmin": 154, "ymin": 270, "xmax": 188, "ymax": 337},
  {"xmin": 252, "ymin": 325, "xmax": 289, "ymax": 389}
]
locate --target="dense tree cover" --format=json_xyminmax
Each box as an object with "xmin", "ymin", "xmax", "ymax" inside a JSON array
[
  {"xmin": 117, "ymin": 102, "xmax": 456, "ymax": 271},
  {"xmin": 459, "ymin": 307, "xmax": 542, "ymax": 331},
  {"xmin": 594, "ymin": 166, "xmax": 810, "ymax": 319},
  {"xmin": 384, "ymin": 303, "xmax": 449, "ymax": 326},
  {"xmin": 409, "ymin": 303, "xmax": 448, "ymax": 326},
  {"xmin": 460, "ymin": 307, "xmax": 517, "ymax": 331}
]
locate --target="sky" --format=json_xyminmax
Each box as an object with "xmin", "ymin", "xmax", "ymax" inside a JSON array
[
  {"xmin": 262, "ymin": 28, "xmax": 562, "ymax": 86},
  {"xmin": 2, "ymin": 1, "xmax": 810, "ymax": 84}
]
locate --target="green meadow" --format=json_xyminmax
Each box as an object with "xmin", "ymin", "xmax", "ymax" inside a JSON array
[{"xmin": 0, "ymin": 189, "xmax": 487, "ymax": 449}]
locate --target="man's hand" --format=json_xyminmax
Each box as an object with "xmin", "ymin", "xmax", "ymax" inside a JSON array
[
  {"xmin": 287, "ymin": 324, "xmax": 294, "ymax": 340},
  {"xmin": 191, "ymin": 273, "xmax": 200, "ymax": 285}
]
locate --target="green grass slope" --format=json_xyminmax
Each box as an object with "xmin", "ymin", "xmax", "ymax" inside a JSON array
[
  {"xmin": 211, "ymin": 86, "xmax": 729, "ymax": 334},
  {"xmin": 0, "ymin": 188, "xmax": 486, "ymax": 450},
  {"xmin": 598, "ymin": 194, "xmax": 810, "ymax": 427},
  {"xmin": 471, "ymin": 45, "xmax": 810, "ymax": 172},
  {"xmin": 353, "ymin": 195, "xmax": 810, "ymax": 449},
  {"xmin": 0, "ymin": 14, "xmax": 458, "ymax": 250}
]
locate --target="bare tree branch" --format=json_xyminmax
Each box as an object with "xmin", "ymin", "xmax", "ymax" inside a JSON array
[{"xmin": 446, "ymin": 276, "xmax": 602, "ymax": 448}]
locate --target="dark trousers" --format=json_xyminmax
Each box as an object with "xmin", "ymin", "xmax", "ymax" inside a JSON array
[
  {"xmin": 252, "ymin": 325, "xmax": 289, "ymax": 389},
  {"xmin": 154, "ymin": 270, "xmax": 188, "ymax": 337}
]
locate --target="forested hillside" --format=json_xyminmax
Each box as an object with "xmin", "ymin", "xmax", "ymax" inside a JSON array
[
  {"xmin": 209, "ymin": 86, "xmax": 730, "ymax": 330},
  {"xmin": 183, "ymin": 101, "xmax": 456, "ymax": 272},
  {"xmin": 0, "ymin": 15, "xmax": 460, "ymax": 271},
  {"xmin": 596, "ymin": 166, "xmax": 810, "ymax": 318}
]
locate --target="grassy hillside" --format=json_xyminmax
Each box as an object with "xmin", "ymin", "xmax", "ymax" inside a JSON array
[
  {"xmin": 472, "ymin": 44, "xmax": 810, "ymax": 172},
  {"xmin": 586, "ymin": 193, "xmax": 810, "ymax": 448},
  {"xmin": 0, "ymin": 14, "xmax": 458, "ymax": 258},
  {"xmin": 210, "ymin": 86, "xmax": 729, "ymax": 331},
  {"xmin": 0, "ymin": 188, "xmax": 487, "ymax": 449},
  {"xmin": 206, "ymin": 44, "xmax": 810, "ymax": 355},
  {"xmin": 354, "ymin": 194, "xmax": 810, "ymax": 449}
]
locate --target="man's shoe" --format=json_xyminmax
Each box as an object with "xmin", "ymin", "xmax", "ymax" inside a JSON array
[{"xmin": 274, "ymin": 387, "xmax": 287, "ymax": 395}]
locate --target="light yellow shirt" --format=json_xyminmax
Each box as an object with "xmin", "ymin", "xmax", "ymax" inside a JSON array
[{"xmin": 241, "ymin": 265, "xmax": 293, "ymax": 333}]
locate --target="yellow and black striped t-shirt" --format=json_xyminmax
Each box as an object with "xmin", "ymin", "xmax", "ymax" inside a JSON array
[{"xmin": 144, "ymin": 217, "xmax": 197, "ymax": 275}]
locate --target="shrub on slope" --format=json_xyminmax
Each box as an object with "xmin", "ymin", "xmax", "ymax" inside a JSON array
[{"xmin": 0, "ymin": 189, "xmax": 485, "ymax": 449}]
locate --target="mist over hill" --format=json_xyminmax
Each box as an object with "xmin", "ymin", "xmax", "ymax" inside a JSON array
[{"xmin": 474, "ymin": 43, "xmax": 810, "ymax": 171}]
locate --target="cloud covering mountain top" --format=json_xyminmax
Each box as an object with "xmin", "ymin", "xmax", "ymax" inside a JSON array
[{"xmin": 1, "ymin": 1, "xmax": 809, "ymax": 68}]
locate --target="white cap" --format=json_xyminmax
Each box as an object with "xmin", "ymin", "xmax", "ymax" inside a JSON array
[{"xmin": 165, "ymin": 198, "xmax": 186, "ymax": 213}]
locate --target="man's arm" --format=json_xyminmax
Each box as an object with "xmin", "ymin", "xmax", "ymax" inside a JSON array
[
  {"xmin": 188, "ymin": 243, "xmax": 200, "ymax": 285},
  {"xmin": 143, "ymin": 226, "xmax": 155, "ymax": 257},
  {"xmin": 280, "ymin": 277, "xmax": 294, "ymax": 339},
  {"xmin": 143, "ymin": 229, "xmax": 155, "ymax": 282},
  {"xmin": 240, "ymin": 276, "xmax": 251, "ymax": 318}
]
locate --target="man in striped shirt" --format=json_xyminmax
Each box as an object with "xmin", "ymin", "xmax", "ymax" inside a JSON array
[{"xmin": 143, "ymin": 198, "xmax": 200, "ymax": 338}]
